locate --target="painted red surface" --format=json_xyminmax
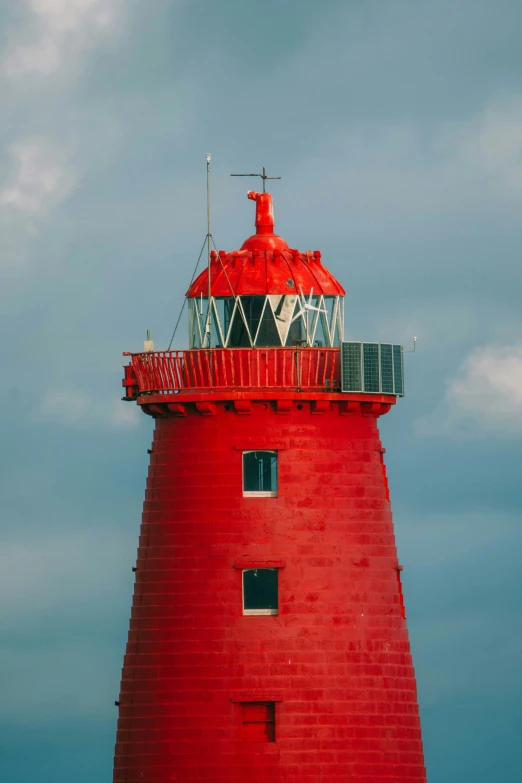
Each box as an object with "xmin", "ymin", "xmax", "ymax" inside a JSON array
[
  {"xmin": 247, "ymin": 190, "xmax": 276, "ymax": 233},
  {"xmin": 125, "ymin": 347, "xmax": 342, "ymax": 396},
  {"xmin": 113, "ymin": 191, "xmax": 427, "ymax": 781},
  {"xmin": 186, "ymin": 191, "xmax": 345, "ymax": 297},
  {"xmin": 113, "ymin": 400, "xmax": 426, "ymax": 782},
  {"xmin": 186, "ymin": 247, "xmax": 345, "ymax": 297}
]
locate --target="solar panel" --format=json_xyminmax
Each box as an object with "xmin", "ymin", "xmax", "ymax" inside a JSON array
[
  {"xmin": 363, "ymin": 343, "xmax": 380, "ymax": 393},
  {"xmin": 380, "ymin": 344, "xmax": 394, "ymax": 394},
  {"xmin": 341, "ymin": 342, "xmax": 362, "ymax": 392},
  {"xmin": 341, "ymin": 342, "xmax": 405, "ymax": 396},
  {"xmin": 393, "ymin": 345, "xmax": 404, "ymax": 395}
]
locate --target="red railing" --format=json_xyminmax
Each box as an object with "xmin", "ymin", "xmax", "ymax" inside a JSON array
[{"xmin": 124, "ymin": 348, "xmax": 341, "ymax": 396}]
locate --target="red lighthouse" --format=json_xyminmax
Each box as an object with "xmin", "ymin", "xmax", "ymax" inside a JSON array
[{"xmin": 114, "ymin": 182, "xmax": 427, "ymax": 782}]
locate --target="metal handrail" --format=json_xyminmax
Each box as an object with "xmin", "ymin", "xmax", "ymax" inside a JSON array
[{"xmin": 125, "ymin": 347, "xmax": 341, "ymax": 395}]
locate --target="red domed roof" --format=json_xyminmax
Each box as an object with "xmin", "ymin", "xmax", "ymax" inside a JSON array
[{"xmin": 186, "ymin": 191, "xmax": 345, "ymax": 298}]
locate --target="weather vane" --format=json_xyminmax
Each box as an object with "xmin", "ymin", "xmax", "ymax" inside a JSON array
[{"xmin": 231, "ymin": 166, "xmax": 281, "ymax": 192}]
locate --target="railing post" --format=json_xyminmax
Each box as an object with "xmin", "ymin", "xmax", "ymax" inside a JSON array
[{"xmin": 122, "ymin": 364, "xmax": 138, "ymax": 399}]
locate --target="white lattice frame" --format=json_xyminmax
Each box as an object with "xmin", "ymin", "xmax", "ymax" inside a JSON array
[{"xmin": 188, "ymin": 295, "xmax": 344, "ymax": 349}]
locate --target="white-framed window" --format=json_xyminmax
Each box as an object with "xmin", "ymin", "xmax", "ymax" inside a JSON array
[
  {"xmin": 242, "ymin": 450, "xmax": 278, "ymax": 497},
  {"xmin": 242, "ymin": 568, "xmax": 278, "ymax": 616}
]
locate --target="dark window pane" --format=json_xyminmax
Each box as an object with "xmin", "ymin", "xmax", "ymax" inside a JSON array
[
  {"xmin": 213, "ymin": 297, "xmax": 235, "ymax": 346},
  {"xmin": 224, "ymin": 299, "xmax": 235, "ymax": 338},
  {"xmin": 243, "ymin": 451, "xmax": 278, "ymax": 493},
  {"xmin": 227, "ymin": 301, "xmax": 252, "ymax": 347},
  {"xmin": 227, "ymin": 296, "xmax": 283, "ymax": 347},
  {"xmin": 189, "ymin": 302, "xmax": 200, "ymax": 349},
  {"xmin": 226, "ymin": 296, "xmax": 266, "ymax": 347},
  {"xmin": 210, "ymin": 308, "xmax": 223, "ymax": 348},
  {"xmin": 243, "ymin": 569, "xmax": 278, "ymax": 610},
  {"xmin": 256, "ymin": 304, "xmax": 282, "ymax": 346},
  {"xmin": 241, "ymin": 296, "xmax": 265, "ymax": 339},
  {"xmin": 312, "ymin": 312, "xmax": 328, "ymax": 347},
  {"xmin": 287, "ymin": 312, "xmax": 306, "ymax": 345}
]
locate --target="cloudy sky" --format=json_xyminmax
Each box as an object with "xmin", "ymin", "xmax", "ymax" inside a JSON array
[{"xmin": 1, "ymin": 1, "xmax": 521, "ymax": 780}]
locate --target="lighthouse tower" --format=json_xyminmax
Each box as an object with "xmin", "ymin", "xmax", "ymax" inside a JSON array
[{"xmin": 114, "ymin": 186, "xmax": 427, "ymax": 782}]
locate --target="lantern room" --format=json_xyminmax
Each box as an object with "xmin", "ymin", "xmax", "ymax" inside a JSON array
[{"xmin": 186, "ymin": 190, "xmax": 346, "ymax": 349}]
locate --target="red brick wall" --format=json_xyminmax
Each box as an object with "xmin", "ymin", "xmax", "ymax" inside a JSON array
[{"xmin": 113, "ymin": 399, "xmax": 426, "ymax": 782}]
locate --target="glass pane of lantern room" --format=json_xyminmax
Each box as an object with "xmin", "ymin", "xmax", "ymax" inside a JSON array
[
  {"xmin": 331, "ymin": 298, "xmax": 343, "ymax": 347},
  {"xmin": 270, "ymin": 294, "xmax": 298, "ymax": 344},
  {"xmin": 324, "ymin": 296, "xmax": 336, "ymax": 325},
  {"xmin": 213, "ymin": 298, "xmax": 227, "ymax": 343},
  {"xmin": 287, "ymin": 313, "xmax": 306, "ymax": 345},
  {"xmin": 195, "ymin": 298, "xmax": 218, "ymax": 348},
  {"xmin": 313, "ymin": 306, "xmax": 329, "ymax": 347},
  {"xmin": 322, "ymin": 297, "xmax": 338, "ymax": 346},
  {"xmin": 256, "ymin": 303, "xmax": 281, "ymax": 346},
  {"xmin": 224, "ymin": 299, "xmax": 235, "ymax": 340},
  {"xmin": 189, "ymin": 299, "xmax": 203, "ymax": 348},
  {"xmin": 212, "ymin": 297, "xmax": 237, "ymax": 344},
  {"xmin": 241, "ymin": 297, "xmax": 265, "ymax": 341},
  {"xmin": 210, "ymin": 308, "xmax": 223, "ymax": 347},
  {"xmin": 227, "ymin": 301, "xmax": 252, "ymax": 346}
]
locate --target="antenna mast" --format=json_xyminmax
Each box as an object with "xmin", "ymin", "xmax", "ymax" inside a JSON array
[{"xmin": 206, "ymin": 154, "xmax": 212, "ymax": 348}]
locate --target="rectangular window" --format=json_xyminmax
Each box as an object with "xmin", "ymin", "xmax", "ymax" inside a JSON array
[
  {"xmin": 240, "ymin": 702, "xmax": 275, "ymax": 742},
  {"xmin": 243, "ymin": 568, "xmax": 278, "ymax": 616},
  {"xmin": 243, "ymin": 450, "xmax": 278, "ymax": 497}
]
